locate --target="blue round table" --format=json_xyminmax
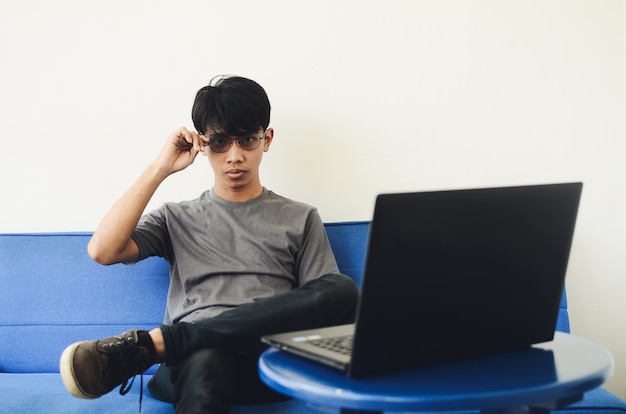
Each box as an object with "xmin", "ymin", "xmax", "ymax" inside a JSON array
[{"xmin": 258, "ymin": 332, "xmax": 613, "ymax": 413}]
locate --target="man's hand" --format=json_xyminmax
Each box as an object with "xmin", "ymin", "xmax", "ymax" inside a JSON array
[{"xmin": 154, "ymin": 127, "xmax": 206, "ymax": 177}]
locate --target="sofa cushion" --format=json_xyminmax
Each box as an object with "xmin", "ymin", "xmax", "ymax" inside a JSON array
[{"xmin": 0, "ymin": 373, "xmax": 325, "ymax": 414}]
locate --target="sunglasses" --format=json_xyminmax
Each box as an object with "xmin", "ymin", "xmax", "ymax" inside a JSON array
[{"xmin": 203, "ymin": 130, "xmax": 267, "ymax": 153}]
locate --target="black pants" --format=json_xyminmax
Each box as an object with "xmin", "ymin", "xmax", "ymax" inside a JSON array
[{"xmin": 147, "ymin": 274, "xmax": 359, "ymax": 414}]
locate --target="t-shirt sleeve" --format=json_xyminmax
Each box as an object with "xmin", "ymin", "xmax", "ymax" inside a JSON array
[
  {"xmin": 131, "ymin": 206, "xmax": 174, "ymax": 263},
  {"xmin": 295, "ymin": 209, "xmax": 341, "ymax": 286}
]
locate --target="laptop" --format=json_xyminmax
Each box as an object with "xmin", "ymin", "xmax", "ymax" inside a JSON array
[{"xmin": 262, "ymin": 182, "xmax": 582, "ymax": 377}]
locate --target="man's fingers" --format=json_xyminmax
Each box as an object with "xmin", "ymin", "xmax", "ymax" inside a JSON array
[
  {"xmin": 171, "ymin": 128, "xmax": 196, "ymax": 152},
  {"xmin": 176, "ymin": 127, "xmax": 205, "ymax": 152}
]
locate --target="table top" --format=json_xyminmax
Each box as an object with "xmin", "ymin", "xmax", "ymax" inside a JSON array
[{"xmin": 258, "ymin": 332, "xmax": 613, "ymax": 412}]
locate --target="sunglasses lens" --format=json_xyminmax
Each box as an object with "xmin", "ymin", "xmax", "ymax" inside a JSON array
[
  {"xmin": 239, "ymin": 137, "xmax": 259, "ymax": 151},
  {"xmin": 208, "ymin": 139, "xmax": 229, "ymax": 153}
]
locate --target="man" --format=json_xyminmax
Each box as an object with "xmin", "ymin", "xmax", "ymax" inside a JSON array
[{"xmin": 60, "ymin": 75, "xmax": 358, "ymax": 414}]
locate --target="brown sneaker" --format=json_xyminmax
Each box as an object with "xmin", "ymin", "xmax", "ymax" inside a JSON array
[{"xmin": 60, "ymin": 330, "xmax": 152, "ymax": 399}]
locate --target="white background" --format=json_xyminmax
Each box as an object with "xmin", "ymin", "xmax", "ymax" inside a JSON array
[{"xmin": 1, "ymin": 0, "xmax": 625, "ymax": 398}]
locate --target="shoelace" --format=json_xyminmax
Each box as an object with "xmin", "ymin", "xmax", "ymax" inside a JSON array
[
  {"xmin": 119, "ymin": 374, "xmax": 143, "ymax": 413},
  {"xmin": 115, "ymin": 336, "xmax": 147, "ymax": 414}
]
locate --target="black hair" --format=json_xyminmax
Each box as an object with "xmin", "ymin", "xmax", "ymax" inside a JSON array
[{"xmin": 191, "ymin": 75, "xmax": 271, "ymax": 136}]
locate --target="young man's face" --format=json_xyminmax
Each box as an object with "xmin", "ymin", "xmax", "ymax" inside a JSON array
[{"xmin": 201, "ymin": 127, "xmax": 274, "ymax": 201}]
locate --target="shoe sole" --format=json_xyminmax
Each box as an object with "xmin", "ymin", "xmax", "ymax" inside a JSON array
[{"xmin": 60, "ymin": 342, "xmax": 97, "ymax": 399}]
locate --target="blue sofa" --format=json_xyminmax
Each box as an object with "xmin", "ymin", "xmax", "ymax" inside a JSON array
[{"xmin": 1, "ymin": 221, "xmax": 625, "ymax": 413}]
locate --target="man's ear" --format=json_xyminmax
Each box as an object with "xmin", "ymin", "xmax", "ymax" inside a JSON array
[
  {"xmin": 199, "ymin": 139, "xmax": 209, "ymax": 157},
  {"xmin": 263, "ymin": 128, "xmax": 274, "ymax": 152}
]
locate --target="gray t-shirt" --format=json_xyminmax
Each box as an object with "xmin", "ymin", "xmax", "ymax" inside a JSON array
[{"xmin": 131, "ymin": 188, "xmax": 340, "ymax": 324}]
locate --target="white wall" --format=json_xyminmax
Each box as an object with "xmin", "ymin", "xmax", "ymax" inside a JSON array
[{"xmin": 2, "ymin": 0, "xmax": 625, "ymax": 398}]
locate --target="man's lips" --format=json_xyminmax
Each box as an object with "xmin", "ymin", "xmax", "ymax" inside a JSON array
[{"xmin": 226, "ymin": 169, "xmax": 245, "ymax": 179}]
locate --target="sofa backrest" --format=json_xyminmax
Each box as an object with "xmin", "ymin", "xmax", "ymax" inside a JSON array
[
  {"xmin": 0, "ymin": 222, "xmax": 569, "ymax": 374},
  {"xmin": 0, "ymin": 233, "xmax": 170, "ymax": 373}
]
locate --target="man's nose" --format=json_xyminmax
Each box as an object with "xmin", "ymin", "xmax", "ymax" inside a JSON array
[{"xmin": 225, "ymin": 139, "xmax": 244, "ymax": 160}]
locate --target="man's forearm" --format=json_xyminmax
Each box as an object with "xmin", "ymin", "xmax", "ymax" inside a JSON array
[{"xmin": 87, "ymin": 162, "xmax": 168, "ymax": 265}]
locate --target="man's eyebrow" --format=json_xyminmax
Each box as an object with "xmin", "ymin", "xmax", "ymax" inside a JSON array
[
  {"xmin": 208, "ymin": 130, "xmax": 257, "ymax": 138},
  {"xmin": 207, "ymin": 132, "xmax": 228, "ymax": 139}
]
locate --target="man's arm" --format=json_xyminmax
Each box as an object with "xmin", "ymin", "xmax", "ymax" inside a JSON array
[{"xmin": 87, "ymin": 127, "xmax": 206, "ymax": 265}]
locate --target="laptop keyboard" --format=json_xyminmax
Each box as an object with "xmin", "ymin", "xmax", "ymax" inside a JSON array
[{"xmin": 309, "ymin": 335, "xmax": 354, "ymax": 355}]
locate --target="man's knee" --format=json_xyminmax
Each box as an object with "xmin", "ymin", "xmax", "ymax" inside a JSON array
[
  {"xmin": 315, "ymin": 273, "xmax": 359, "ymax": 303},
  {"xmin": 307, "ymin": 274, "xmax": 359, "ymax": 323}
]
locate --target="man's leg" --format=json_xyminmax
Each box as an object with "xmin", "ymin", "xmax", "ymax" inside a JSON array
[
  {"xmin": 148, "ymin": 348, "xmax": 290, "ymax": 413},
  {"xmin": 159, "ymin": 273, "xmax": 358, "ymax": 366},
  {"xmin": 147, "ymin": 363, "xmax": 175, "ymax": 404},
  {"xmin": 170, "ymin": 348, "xmax": 235, "ymax": 414},
  {"xmin": 60, "ymin": 273, "xmax": 358, "ymax": 399},
  {"xmin": 229, "ymin": 348, "xmax": 291, "ymax": 405}
]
